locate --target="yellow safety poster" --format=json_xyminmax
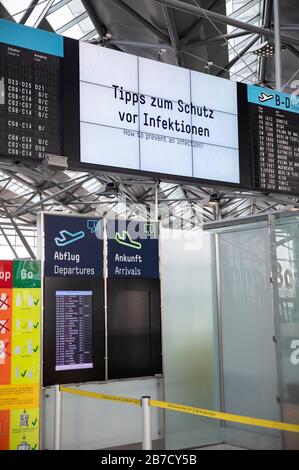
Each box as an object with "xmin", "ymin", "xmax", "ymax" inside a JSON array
[
  {"xmin": 0, "ymin": 260, "xmax": 41, "ymax": 451},
  {"xmin": 11, "ymin": 289, "xmax": 41, "ymax": 386},
  {"xmin": 9, "ymin": 408, "xmax": 39, "ymax": 451}
]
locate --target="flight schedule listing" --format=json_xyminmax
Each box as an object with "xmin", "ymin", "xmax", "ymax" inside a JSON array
[
  {"xmin": 55, "ymin": 291, "xmax": 93, "ymax": 372},
  {"xmin": 250, "ymin": 104, "xmax": 299, "ymax": 194},
  {"xmin": 0, "ymin": 42, "xmax": 61, "ymax": 159}
]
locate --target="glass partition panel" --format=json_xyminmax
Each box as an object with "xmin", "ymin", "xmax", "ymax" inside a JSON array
[
  {"xmin": 219, "ymin": 223, "xmax": 282, "ymax": 450},
  {"xmin": 160, "ymin": 228, "xmax": 221, "ymax": 449},
  {"xmin": 273, "ymin": 215, "xmax": 299, "ymax": 449}
]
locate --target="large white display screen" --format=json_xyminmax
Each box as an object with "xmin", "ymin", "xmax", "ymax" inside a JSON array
[{"xmin": 80, "ymin": 43, "xmax": 240, "ymax": 184}]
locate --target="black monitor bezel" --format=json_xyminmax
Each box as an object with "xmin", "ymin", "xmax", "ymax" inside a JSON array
[{"xmin": 43, "ymin": 277, "xmax": 105, "ymax": 386}]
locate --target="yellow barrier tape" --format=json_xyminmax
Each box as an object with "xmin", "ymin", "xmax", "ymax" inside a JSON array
[
  {"xmin": 60, "ymin": 386, "xmax": 299, "ymax": 434},
  {"xmin": 150, "ymin": 399, "xmax": 299, "ymax": 434},
  {"xmin": 60, "ymin": 386, "xmax": 140, "ymax": 406}
]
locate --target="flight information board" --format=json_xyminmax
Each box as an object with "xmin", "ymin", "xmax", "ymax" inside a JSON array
[
  {"xmin": 43, "ymin": 277, "xmax": 104, "ymax": 386},
  {"xmin": 250, "ymin": 105, "xmax": 299, "ymax": 194},
  {"xmin": 55, "ymin": 290, "xmax": 93, "ymax": 372},
  {"xmin": 248, "ymin": 85, "xmax": 299, "ymax": 194},
  {"xmin": 0, "ymin": 42, "xmax": 61, "ymax": 159}
]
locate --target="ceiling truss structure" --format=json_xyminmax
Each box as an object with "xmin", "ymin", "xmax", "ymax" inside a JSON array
[
  {"xmin": 0, "ymin": 0, "xmax": 299, "ymax": 259},
  {"xmin": 0, "ymin": 159, "xmax": 297, "ymax": 259},
  {"xmin": 1, "ymin": 0, "xmax": 298, "ymax": 82}
]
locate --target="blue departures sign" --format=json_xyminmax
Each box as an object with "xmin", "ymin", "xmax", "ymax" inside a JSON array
[
  {"xmin": 44, "ymin": 214, "xmax": 103, "ymax": 277},
  {"xmin": 247, "ymin": 84, "xmax": 299, "ymax": 114},
  {"xmin": 0, "ymin": 19, "xmax": 64, "ymax": 57},
  {"xmin": 107, "ymin": 220, "xmax": 159, "ymax": 279}
]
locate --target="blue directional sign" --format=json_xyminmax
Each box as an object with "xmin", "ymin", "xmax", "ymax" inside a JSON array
[
  {"xmin": 247, "ymin": 84, "xmax": 299, "ymax": 114},
  {"xmin": 44, "ymin": 214, "xmax": 103, "ymax": 277},
  {"xmin": 0, "ymin": 19, "xmax": 64, "ymax": 57},
  {"xmin": 107, "ymin": 220, "xmax": 159, "ymax": 279}
]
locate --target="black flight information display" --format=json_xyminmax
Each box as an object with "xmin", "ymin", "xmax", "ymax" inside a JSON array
[
  {"xmin": 55, "ymin": 290, "xmax": 93, "ymax": 372},
  {"xmin": 248, "ymin": 86, "xmax": 299, "ymax": 194},
  {"xmin": 0, "ymin": 43, "xmax": 61, "ymax": 159},
  {"xmin": 0, "ymin": 20, "xmax": 63, "ymax": 160}
]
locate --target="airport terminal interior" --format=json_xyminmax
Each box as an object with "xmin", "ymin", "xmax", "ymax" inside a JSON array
[{"xmin": 0, "ymin": 0, "xmax": 299, "ymax": 452}]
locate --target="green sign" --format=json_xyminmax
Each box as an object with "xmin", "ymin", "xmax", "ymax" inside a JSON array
[{"xmin": 13, "ymin": 260, "xmax": 41, "ymax": 288}]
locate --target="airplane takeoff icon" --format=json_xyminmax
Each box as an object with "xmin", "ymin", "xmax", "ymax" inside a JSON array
[
  {"xmin": 258, "ymin": 92, "xmax": 274, "ymax": 103},
  {"xmin": 55, "ymin": 230, "xmax": 85, "ymax": 247}
]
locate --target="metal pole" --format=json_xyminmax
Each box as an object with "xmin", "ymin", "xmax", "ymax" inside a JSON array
[
  {"xmin": 103, "ymin": 218, "xmax": 109, "ymax": 382},
  {"xmin": 274, "ymin": 0, "xmax": 282, "ymax": 91},
  {"xmin": 260, "ymin": 0, "xmax": 273, "ymax": 85},
  {"xmin": 155, "ymin": 184, "xmax": 159, "ymax": 222},
  {"xmin": 215, "ymin": 234, "xmax": 225, "ymax": 422},
  {"xmin": 54, "ymin": 385, "xmax": 62, "ymax": 450},
  {"xmin": 141, "ymin": 396, "xmax": 152, "ymax": 450}
]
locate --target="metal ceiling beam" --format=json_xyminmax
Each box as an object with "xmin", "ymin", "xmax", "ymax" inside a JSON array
[
  {"xmin": 0, "ymin": 2, "xmax": 14, "ymax": 21},
  {"xmin": 107, "ymin": 39, "xmax": 172, "ymax": 50},
  {"xmin": 12, "ymin": 221, "xmax": 36, "ymax": 259},
  {"xmin": 0, "ymin": 201, "xmax": 36, "ymax": 258},
  {"xmin": 152, "ymin": 0, "xmax": 299, "ymax": 47},
  {"xmin": 56, "ymin": 11, "xmax": 88, "ymax": 34},
  {"xmin": 81, "ymin": 0, "xmax": 107, "ymax": 39},
  {"xmin": 280, "ymin": 24, "xmax": 299, "ymax": 31},
  {"xmin": 178, "ymin": 0, "xmax": 219, "ymax": 49},
  {"xmin": 0, "ymin": 226, "xmax": 19, "ymax": 259},
  {"xmin": 217, "ymin": 34, "xmax": 260, "ymax": 77},
  {"xmin": 26, "ymin": 0, "xmax": 56, "ymax": 28},
  {"xmin": 19, "ymin": 0, "xmax": 40, "ymax": 24},
  {"xmin": 178, "ymin": 18, "xmax": 202, "ymax": 49},
  {"xmin": 162, "ymin": 5, "xmax": 181, "ymax": 66},
  {"xmin": 184, "ymin": 30, "xmax": 251, "ymax": 49},
  {"xmin": 81, "ymin": 29, "xmax": 98, "ymax": 41},
  {"xmin": 111, "ymin": 0, "xmax": 170, "ymax": 43},
  {"xmin": 0, "ymin": 168, "xmax": 89, "ymax": 217},
  {"xmin": 14, "ymin": 175, "xmax": 93, "ymax": 217},
  {"xmin": 48, "ymin": 0, "xmax": 73, "ymax": 15},
  {"xmin": 285, "ymin": 44, "xmax": 299, "ymax": 60},
  {"xmin": 229, "ymin": 0, "xmax": 262, "ymax": 20},
  {"xmin": 0, "ymin": 0, "xmax": 52, "ymax": 32},
  {"xmin": 0, "ymin": 204, "xmax": 35, "ymax": 224}
]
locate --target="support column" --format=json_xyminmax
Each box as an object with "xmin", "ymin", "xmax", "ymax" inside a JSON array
[
  {"xmin": 274, "ymin": 0, "xmax": 282, "ymax": 91},
  {"xmin": 54, "ymin": 385, "xmax": 62, "ymax": 450},
  {"xmin": 142, "ymin": 396, "xmax": 152, "ymax": 450}
]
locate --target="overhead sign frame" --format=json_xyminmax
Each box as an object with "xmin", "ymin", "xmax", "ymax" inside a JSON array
[{"xmin": 0, "ymin": 19, "xmax": 299, "ymax": 196}]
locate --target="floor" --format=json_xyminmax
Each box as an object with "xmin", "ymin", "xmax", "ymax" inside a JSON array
[
  {"xmin": 196, "ymin": 444, "xmax": 246, "ymax": 450},
  {"xmin": 108, "ymin": 441, "xmax": 246, "ymax": 451}
]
